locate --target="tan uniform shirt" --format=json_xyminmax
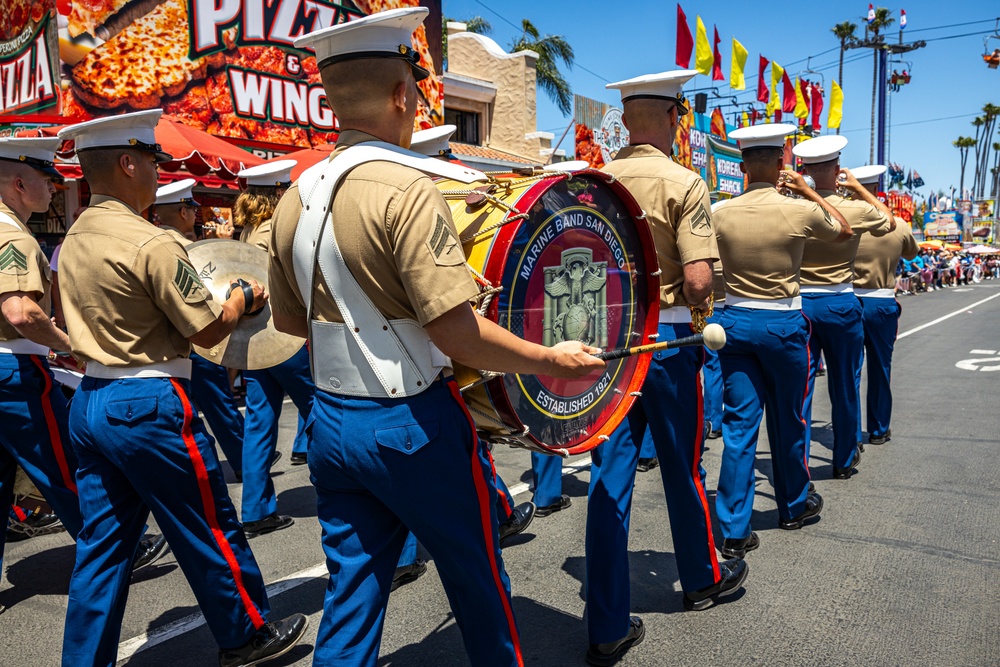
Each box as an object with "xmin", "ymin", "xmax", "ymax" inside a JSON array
[
  {"xmin": 713, "ymin": 183, "xmax": 843, "ymax": 300},
  {"xmin": 160, "ymin": 225, "xmax": 192, "ymax": 247},
  {"xmin": 601, "ymin": 144, "xmax": 718, "ymax": 309},
  {"xmin": 800, "ymin": 191, "xmax": 892, "ymax": 286},
  {"xmin": 269, "ymin": 130, "xmax": 479, "ymax": 327},
  {"xmin": 0, "ymin": 202, "xmax": 51, "ymax": 342},
  {"xmin": 854, "ymin": 216, "xmax": 919, "ymax": 290},
  {"xmin": 240, "ymin": 218, "xmax": 271, "ymax": 252},
  {"xmin": 60, "ymin": 195, "xmax": 221, "ymax": 366}
]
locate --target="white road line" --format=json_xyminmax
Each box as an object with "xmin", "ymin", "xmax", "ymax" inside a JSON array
[
  {"xmin": 969, "ymin": 349, "xmax": 997, "ymax": 355},
  {"xmin": 118, "ymin": 455, "xmax": 593, "ymax": 662},
  {"xmin": 897, "ymin": 292, "xmax": 1000, "ymax": 340}
]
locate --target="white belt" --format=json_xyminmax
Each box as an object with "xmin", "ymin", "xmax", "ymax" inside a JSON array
[
  {"xmin": 658, "ymin": 306, "xmax": 693, "ymax": 324},
  {"xmin": 0, "ymin": 338, "xmax": 49, "ymax": 355},
  {"xmin": 726, "ymin": 294, "xmax": 802, "ymax": 311},
  {"xmin": 800, "ymin": 283, "xmax": 855, "ymax": 294},
  {"xmin": 85, "ymin": 358, "xmax": 192, "ymax": 380},
  {"xmin": 855, "ymin": 287, "xmax": 895, "ymax": 299}
]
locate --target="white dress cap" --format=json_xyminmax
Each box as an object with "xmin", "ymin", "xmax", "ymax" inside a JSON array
[
  {"xmin": 606, "ymin": 70, "xmax": 698, "ymax": 112},
  {"xmin": 0, "ymin": 137, "xmax": 63, "ymax": 177},
  {"xmin": 848, "ymin": 164, "xmax": 887, "ymax": 185},
  {"xmin": 294, "ymin": 7, "xmax": 430, "ymax": 81},
  {"xmin": 541, "ymin": 160, "xmax": 591, "ymax": 172},
  {"xmin": 57, "ymin": 109, "xmax": 171, "ymax": 162},
  {"xmin": 728, "ymin": 123, "xmax": 797, "ymax": 151},
  {"xmin": 238, "ymin": 160, "xmax": 296, "ymax": 188},
  {"xmin": 155, "ymin": 178, "xmax": 201, "ymax": 206},
  {"xmin": 792, "ymin": 134, "xmax": 849, "ymax": 165},
  {"xmin": 410, "ymin": 124, "xmax": 456, "ymax": 157}
]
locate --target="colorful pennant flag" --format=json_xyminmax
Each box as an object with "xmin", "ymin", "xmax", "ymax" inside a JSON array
[
  {"xmin": 695, "ymin": 16, "xmax": 713, "ymax": 76},
  {"xmin": 676, "ymin": 4, "xmax": 693, "ymax": 68},
  {"xmin": 782, "ymin": 70, "xmax": 796, "ymax": 113},
  {"xmin": 867, "ymin": 4, "xmax": 875, "ymax": 24},
  {"xmin": 828, "ymin": 79, "xmax": 844, "ymax": 129},
  {"xmin": 767, "ymin": 61, "xmax": 784, "ymax": 117},
  {"xmin": 811, "ymin": 83, "xmax": 824, "ymax": 130},
  {"xmin": 730, "ymin": 38, "xmax": 748, "ymax": 90},
  {"xmin": 794, "ymin": 78, "xmax": 809, "ymax": 119},
  {"xmin": 741, "ymin": 111, "xmax": 750, "ymax": 127},
  {"xmin": 913, "ymin": 170, "xmax": 924, "ymax": 187},
  {"xmin": 900, "ymin": 9, "xmax": 907, "ymax": 29},
  {"xmin": 711, "ymin": 27, "xmax": 724, "ymax": 81},
  {"xmin": 757, "ymin": 55, "xmax": 770, "ymax": 102}
]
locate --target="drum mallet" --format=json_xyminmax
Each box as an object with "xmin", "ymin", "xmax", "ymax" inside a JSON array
[{"xmin": 594, "ymin": 323, "xmax": 726, "ymax": 361}]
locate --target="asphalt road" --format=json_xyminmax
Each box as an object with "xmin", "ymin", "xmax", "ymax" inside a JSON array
[{"xmin": 2, "ymin": 283, "xmax": 999, "ymax": 667}]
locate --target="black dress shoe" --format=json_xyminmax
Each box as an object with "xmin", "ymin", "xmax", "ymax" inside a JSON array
[
  {"xmin": 218, "ymin": 613, "xmax": 308, "ymax": 667},
  {"xmin": 244, "ymin": 514, "xmax": 294, "ymax": 539},
  {"xmin": 720, "ymin": 532, "xmax": 759, "ymax": 559},
  {"xmin": 6, "ymin": 513, "xmax": 63, "ymax": 542},
  {"xmin": 832, "ymin": 449, "xmax": 861, "ymax": 480},
  {"xmin": 683, "ymin": 557, "xmax": 748, "ymax": 611},
  {"xmin": 808, "ymin": 481, "xmax": 815, "ymax": 494},
  {"xmin": 636, "ymin": 457, "xmax": 659, "ymax": 473},
  {"xmin": 234, "ymin": 451, "xmax": 284, "ymax": 483},
  {"xmin": 778, "ymin": 492, "xmax": 824, "ymax": 530},
  {"xmin": 535, "ymin": 494, "xmax": 572, "ymax": 518},
  {"xmin": 585, "ymin": 616, "xmax": 644, "ymax": 666},
  {"xmin": 133, "ymin": 534, "xmax": 170, "ymax": 571},
  {"xmin": 290, "ymin": 452, "xmax": 308, "ymax": 465},
  {"xmin": 707, "ymin": 429, "xmax": 722, "ymax": 440},
  {"xmin": 869, "ymin": 429, "xmax": 891, "ymax": 445},
  {"xmin": 391, "ymin": 559, "xmax": 427, "ymax": 591},
  {"xmin": 498, "ymin": 502, "xmax": 535, "ymax": 545}
]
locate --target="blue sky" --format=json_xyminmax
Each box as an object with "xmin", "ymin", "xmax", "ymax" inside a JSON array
[{"xmin": 443, "ymin": 0, "xmax": 1000, "ymax": 199}]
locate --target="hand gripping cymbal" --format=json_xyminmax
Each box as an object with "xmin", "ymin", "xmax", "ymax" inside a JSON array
[{"xmin": 186, "ymin": 239, "xmax": 304, "ymax": 370}]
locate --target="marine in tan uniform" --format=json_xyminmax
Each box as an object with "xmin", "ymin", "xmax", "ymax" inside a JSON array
[
  {"xmin": 269, "ymin": 8, "xmax": 603, "ymax": 666},
  {"xmin": 56, "ymin": 110, "xmax": 306, "ymax": 667},
  {"xmin": 850, "ymin": 164, "xmax": 920, "ymax": 446},
  {"xmin": 713, "ymin": 124, "xmax": 852, "ymax": 562},
  {"xmin": 794, "ymin": 136, "xmax": 895, "ymax": 480},
  {"xmin": 153, "ymin": 178, "xmax": 199, "ymax": 245},
  {"xmin": 584, "ymin": 70, "xmax": 744, "ymax": 666}
]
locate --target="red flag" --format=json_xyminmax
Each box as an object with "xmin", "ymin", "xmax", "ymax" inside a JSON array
[
  {"xmin": 781, "ymin": 71, "xmax": 796, "ymax": 113},
  {"xmin": 775, "ymin": 108, "xmax": 783, "ymax": 122},
  {"xmin": 711, "ymin": 27, "xmax": 724, "ymax": 81},
  {"xmin": 676, "ymin": 4, "xmax": 693, "ymax": 68},
  {"xmin": 757, "ymin": 55, "xmax": 769, "ymax": 103},
  {"xmin": 811, "ymin": 83, "xmax": 825, "ymax": 131}
]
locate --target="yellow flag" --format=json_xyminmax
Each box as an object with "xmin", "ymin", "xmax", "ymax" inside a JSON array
[
  {"xmin": 695, "ymin": 16, "xmax": 713, "ymax": 76},
  {"xmin": 828, "ymin": 79, "xmax": 844, "ymax": 129},
  {"xmin": 767, "ymin": 61, "xmax": 783, "ymax": 116},
  {"xmin": 741, "ymin": 111, "xmax": 750, "ymax": 127},
  {"xmin": 730, "ymin": 38, "xmax": 748, "ymax": 90},
  {"xmin": 794, "ymin": 77, "xmax": 808, "ymax": 118}
]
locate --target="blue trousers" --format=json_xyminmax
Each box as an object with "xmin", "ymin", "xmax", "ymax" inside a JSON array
[
  {"xmin": 802, "ymin": 292, "xmax": 864, "ymax": 470},
  {"xmin": 242, "ymin": 346, "xmax": 315, "ymax": 522},
  {"xmin": 857, "ymin": 297, "xmax": 901, "ymax": 439},
  {"xmin": 702, "ymin": 312, "xmax": 724, "ymax": 432},
  {"xmin": 190, "ymin": 353, "xmax": 245, "ymax": 472},
  {"xmin": 308, "ymin": 378, "xmax": 522, "ymax": 666},
  {"xmin": 715, "ymin": 307, "xmax": 812, "ymax": 539},
  {"xmin": 585, "ymin": 323, "xmax": 719, "ymax": 644},
  {"xmin": 63, "ymin": 376, "xmax": 270, "ymax": 666},
  {"xmin": 530, "ymin": 453, "xmax": 563, "ymax": 507},
  {"xmin": 493, "ymin": 462, "xmax": 515, "ymax": 520},
  {"xmin": 0, "ymin": 354, "xmax": 83, "ymax": 569}
]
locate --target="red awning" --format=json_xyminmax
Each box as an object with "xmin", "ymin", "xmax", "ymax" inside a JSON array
[{"xmin": 54, "ymin": 164, "xmax": 241, "ymax": 190}]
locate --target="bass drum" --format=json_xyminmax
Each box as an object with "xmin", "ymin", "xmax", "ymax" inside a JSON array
[{"xmin": 436, "ymin": 168, "xmax": 659, "ymax": 456}]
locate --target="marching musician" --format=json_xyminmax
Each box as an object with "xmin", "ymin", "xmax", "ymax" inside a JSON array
[
  {"xmin": 713, "ymin": 124, "xmax": 851, "ymax": 559},
  {"xmin": 850, "ymin": 165, "xmax": 918, "ymax": 446},
  {"xmin": 584, "ymin": 69, "xmax": 745, "ymax": 667},
  {"xmin": 233, "ymin": 161, "xmax": 311, "ymax": 537},
  {"xmin": 269, "ymin": 8, "xmax": 603, "ymax": 665},
  {"xmin": 0, "ymin": 137, "xmax": 168, "ymax": 599},
  {"xmin": 793, "ymin": 136, "xmax": 894, "ymax": 480},
  {"xmin": 56, "ymin": 111, "xmax": 306, "ymax": 667},
  {"xmin": 154, "ymin": 179, "xmax": 248, "ymax": 476}
]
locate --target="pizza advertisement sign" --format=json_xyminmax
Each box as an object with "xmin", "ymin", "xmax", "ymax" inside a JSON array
[
  {"xmin": 0, "ymin": 1, "xmax": 60, "ymax": 121},
  {"xmin": 2, "ymin": 0, "xmax": 443, "ymax": 152}
]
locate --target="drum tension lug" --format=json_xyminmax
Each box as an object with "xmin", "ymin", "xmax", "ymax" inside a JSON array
[
  {"xmin": 648, "ymin": 333, "xmax": 660, "ymax": 340},
  {"xmin": 629, "ymin": 392, "xmax": 642, "ymax": 397},
  {"xmin": 597, "ymin": 435, "xmax": 610, "ymax": 441},
  {"xmin": 650, "ymin": 269, "xmax": 662, "ymax": 276}
]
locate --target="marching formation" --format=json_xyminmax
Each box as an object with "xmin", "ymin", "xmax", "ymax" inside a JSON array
[{"xmin": 0, "ymin": 7, "xmax": 922, "ymax": 667}]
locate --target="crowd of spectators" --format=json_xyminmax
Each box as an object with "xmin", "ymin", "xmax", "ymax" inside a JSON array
[{"xmin": 898, "ymin": 249, "xmax": 1000, "ymax": 294}]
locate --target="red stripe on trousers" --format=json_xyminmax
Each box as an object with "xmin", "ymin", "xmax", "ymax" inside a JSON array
[
  {"xmin": 446, "ymin": 380, "xmax": 524, "ymax": 667},
  {"xmin": 800, "ymin": 317, "xmax": 813, "ymax": 472},
  {"xmin": 29, "ymin": 355, "xmax": 77, "ymax": 494},
  {"xmin": 692, "ymin": 349, "xmax": 721, "ymax": 582},
  {"xmin": 489, "ymin": 449, "xmax": 513, "ymax": 518},
  {"xmin": 170, "ymin": 379, "xmax": 266, "ymax": 630}
]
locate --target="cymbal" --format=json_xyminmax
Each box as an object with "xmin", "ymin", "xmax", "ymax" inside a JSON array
[{"xmin": 186, "ymin": 239, "xmax": 304, "ymax": 370}]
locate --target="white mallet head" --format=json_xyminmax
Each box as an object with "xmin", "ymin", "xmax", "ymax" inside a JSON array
[{"xmin": 702, "ymin": 323, "xmax": 726, "ymax": 350}]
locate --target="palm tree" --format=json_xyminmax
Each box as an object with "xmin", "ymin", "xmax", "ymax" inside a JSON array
[
  {"xmin": 867, "ymin": 8, "xmax": 894, "ymax": 162},
  {"xmin": 974, "ymin": 103, "xmax": 1000, "ymax": 196},
  {"xmin": 509, "ymin": 19, "xmax": 575, "ymax": 116},
  {"xmin": 991, "ymin": 141, "xmax": 1000, "ymax": 202},
  {"xmin": 970, "ymin": 116, "xmax": 984, "ymax": 199},
  {"xmin": 954, "ymin": 136, "xmax": 976, "ymax": 198},
  {"xmin": 831, "ymin": 21, "xmax": 858, "ymax": 134},
  {"xmin": 442, "ymin": 16, "xmax": 492, "ymax": 68}
]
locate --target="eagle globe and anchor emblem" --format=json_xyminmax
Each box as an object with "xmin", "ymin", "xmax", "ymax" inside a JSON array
[{"xmin": 542, "ymin": 247, "xmax": 609, "ymax": 348}]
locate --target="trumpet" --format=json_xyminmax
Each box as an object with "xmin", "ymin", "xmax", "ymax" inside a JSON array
[
  {"xmin": 836, "ymin": 170, "xmax": 853, "ymax": 199},
  {"xmin": 778, "ymin": 173, "xmax": 816, "ymax": 198}
]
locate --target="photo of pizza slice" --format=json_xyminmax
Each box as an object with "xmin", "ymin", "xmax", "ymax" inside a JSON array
[{"xmin": 67, "ymin": 0, "xmax": 132, "ymax": 37}]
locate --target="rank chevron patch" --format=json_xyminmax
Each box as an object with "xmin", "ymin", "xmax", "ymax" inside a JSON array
[
  {"xmin": 0, "ymin": 244, "xmax": 29, "ymax": 274},
  {"xmin": 173, "ymin": 258, "xmax": 207, "ymax": 301}
]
